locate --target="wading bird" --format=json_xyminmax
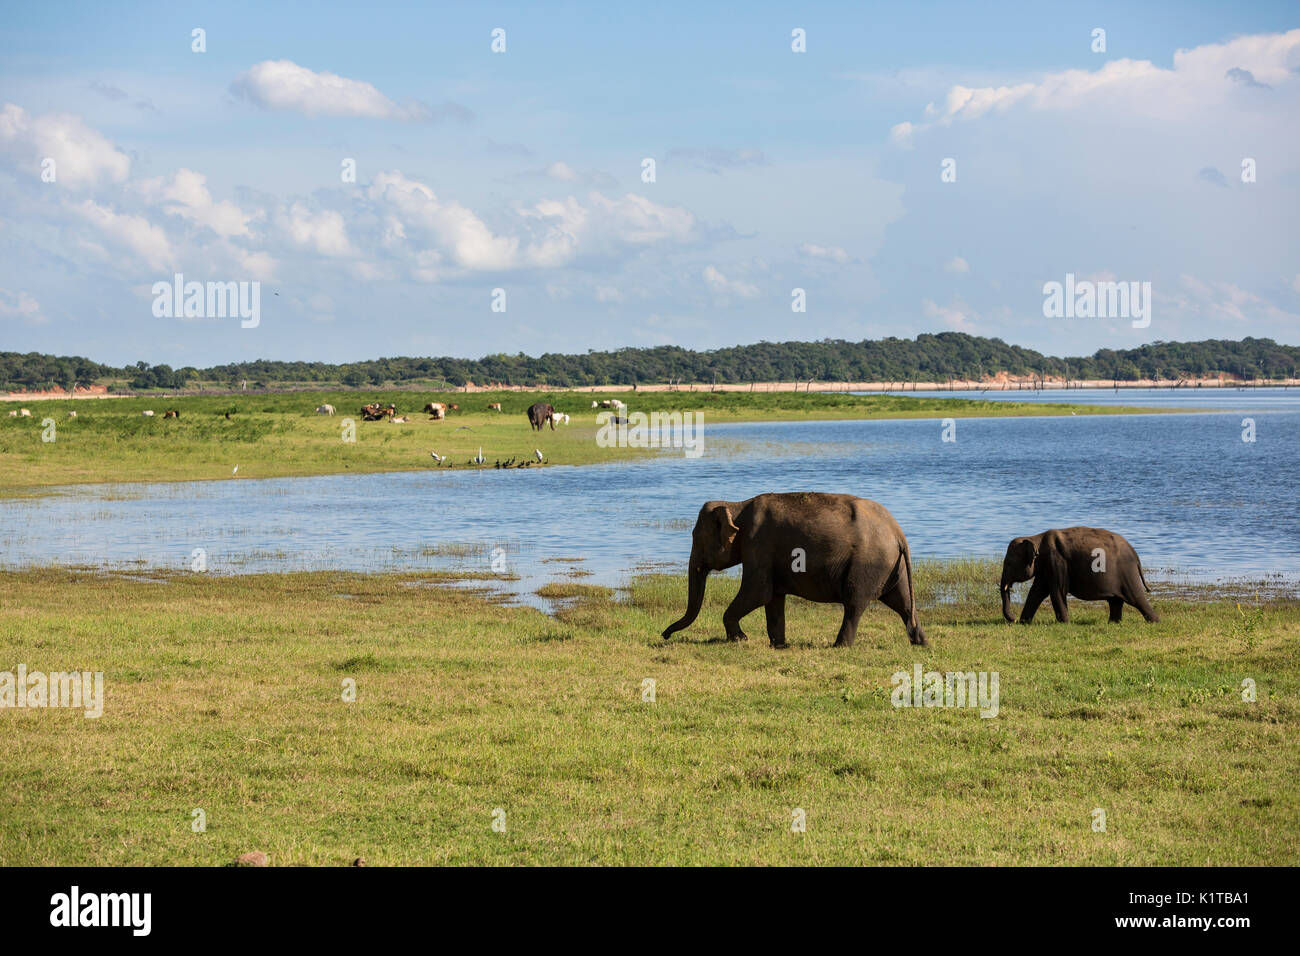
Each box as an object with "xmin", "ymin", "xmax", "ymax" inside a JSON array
[
  {"xmin": 473, "ymin": 448, "xmax": 485, "ymax": 465},
  {"xmin": 430, "ymin": 451, "xmax": 445, "ymax": 464}
]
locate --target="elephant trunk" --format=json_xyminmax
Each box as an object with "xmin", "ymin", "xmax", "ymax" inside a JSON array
[
  {"xmin": 662, "ymin": 556, "xmax": 708, "ymax": 639},
  {"xmin": 1001, "ymin": 576, "xmax": 1015, "ymax": 623}
]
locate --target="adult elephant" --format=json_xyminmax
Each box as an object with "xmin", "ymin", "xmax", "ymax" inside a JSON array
[
  {"xmin": 1000, "ymin": 527, "xmax": 1158, "ymax": 624},
  {"xmin": 661, "ymin": 492, "xmax": 927, "ymax": 648},
  {"xmin": 527, "ymin": 402, "xmax": 555, "ymax": 431}
]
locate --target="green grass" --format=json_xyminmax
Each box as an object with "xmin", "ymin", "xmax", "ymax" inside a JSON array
[
  {"xmin": 1, "ymin": 565, "xmax": 1294, "ymax": 865},
  {"xmin": 0, "ymin": 389, "xmax": 1158, "ymax": 497}
]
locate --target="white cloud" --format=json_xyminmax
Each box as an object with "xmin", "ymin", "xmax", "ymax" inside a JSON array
[
  {"xmin": 703, "ymin": 265, "xmax": 759, "ymax": 300},
  {"xmin": 922, "ymin": 296, "xmax": 976, "ymax": 331},
  {"xmin": 589, "ymin": 192, "xmax": 696, "ymax": 244},
  {"xmin": 1171, "ymin": 274, "xmax": 1295, "ymax": 323},
  {"xmin": 944, "ymin": 256, "xmax": 970, "ymax": 274},
  {"xmin": 894, "ymin": 29, "xmax": 1300, "ymax": 140},
  {"xmin": 0, "ymin": 102, "xmax": 130, "ymax": 187},
  {"xmin": 799, "ymin": 243, "xmax": 850, "ymax": 263},
  {"xmin": 545, "ymin": 161, "xmax": 579, "ymax": 182},
  {"xmin": 134, "ymin": 168, "xmax": 258, "ymax": 238},
  {"xmin": 231, "ymin": 60, "xmax": 436, "ymax": 121},
  {"xmin": 0, "ymin": 288, "xmax": 45, "ymax": 324},
  {"xmin": 74, "ymin": 200, "xmax": 174, "ymax": 271},
  {"xmin": 280, "ymin": 202, "xmax": 355, "ymax": 258},
  {"xmin": 888, "ymin": 121, "xmax": 916, "ymax": 148},
  {"xmin": 370, "ymin": 170, "xmax": 520, "ymax": 271}
]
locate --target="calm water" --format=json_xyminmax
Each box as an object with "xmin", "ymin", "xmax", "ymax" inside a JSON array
[
  {"xmin": 2, "ymin": 390, "xmax": 1297, "ymax": 606},
  {"xmin": 854, "ymin": 386, "xmax": 1300, "ymax": 409}
]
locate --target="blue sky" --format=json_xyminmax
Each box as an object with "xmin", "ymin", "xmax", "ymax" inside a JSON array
[{"xmin": 1, "ymin": 0, "xmax": 1297, "ymax": 366}]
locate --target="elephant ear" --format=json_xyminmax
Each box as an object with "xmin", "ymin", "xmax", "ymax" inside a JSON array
[
  {"xmin": 716, "ymin": 506, "xmax": 741, "ymax": 552},
  {"xmin": 1038, "ymin": 533, "xmax": 1069, "ymax": 596}
]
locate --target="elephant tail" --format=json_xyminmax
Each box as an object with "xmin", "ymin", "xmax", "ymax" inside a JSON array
[
  {"xmin": 898, "ymin": 541, "xmax": 927, "ymax": 645},
  {"xmin": 1137, "ymin": 555, "xmax": 1151, "ymax": 593}
]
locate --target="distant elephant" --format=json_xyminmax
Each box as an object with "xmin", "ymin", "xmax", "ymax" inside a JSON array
[
  {"xmin": 527, "ymin": 402, "xmax": 555, "ymax": 431},
  {"xmin": 1000, "ymin": 527, "xmax": 1158, "ymax": 624},
  {"xmin": 662, "ymin": 492, "xmax": 927, "ymax": 648}
]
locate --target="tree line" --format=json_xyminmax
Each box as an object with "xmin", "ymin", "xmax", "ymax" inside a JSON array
[{"xmin": 3, "ymin": 334, "xmax": 1298, "ymax": 391}]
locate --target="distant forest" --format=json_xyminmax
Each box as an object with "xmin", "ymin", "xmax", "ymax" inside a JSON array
[{"xmin": 3, "ymin": 334, "xmax": 1299, "ymax": 391}]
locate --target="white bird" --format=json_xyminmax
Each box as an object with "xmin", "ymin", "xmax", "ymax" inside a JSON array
[
  {"xmin": 232, "ymin": 466, "xmax": 239, "ymax": 475},
  {"xmin": 534, "ymin": 448, "xmax": 544, "ymax": 463},
  {"xmin": 430, "ymin": 451, "xmax": 445, "ymax": 463},
  {"xmin": 473, "ymin": 448, "xmax": 485, "ymax": 465}
]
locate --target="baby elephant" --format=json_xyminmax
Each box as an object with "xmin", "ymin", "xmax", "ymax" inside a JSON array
[
  {"xmin": 1000, "ymin": 527, "xmax": 1158, "ymax": 624},
  {"xmin": 662, "ymin": 492, "xmax": 927, "ymax": 648}
]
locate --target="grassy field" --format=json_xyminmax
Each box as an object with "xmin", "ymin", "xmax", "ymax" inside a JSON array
[
  {"xmin": 0, "ymin": 389, "xmax": 1155, "ymax": 497},
  {"xmin": 1, "ymin": 563, "xmax": 1294, "ymax": 866}
]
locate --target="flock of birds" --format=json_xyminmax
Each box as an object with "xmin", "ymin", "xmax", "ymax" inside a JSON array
[{"xmin": 429, "ymin": 447, "xmax": 547, "ymax": 468}]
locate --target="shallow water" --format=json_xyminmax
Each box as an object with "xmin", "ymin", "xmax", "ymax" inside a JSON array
[{"xmin": 2, "ymin": 391, "xmax": 1296, "ymax": 608}]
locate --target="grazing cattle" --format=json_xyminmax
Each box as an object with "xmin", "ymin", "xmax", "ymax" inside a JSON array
[
  {"xmin": 447, "ymin": 403, "xmax": 460, "ymax": 411},
  {"xmin": 315, "ymin": 404, "xmax": 336, "ymax": 416},
  {"xmin": 141, "ymin": 410, "xmax": 155, "ymax": 417},
  {"xmin": 361, "ymin": 403, "xmax": 395, "ymax": 421},
  {"xmin": 6, "ymin": 410, "xmax": 15, "ymax": 417},
  {"xmin": 19, "ymin": 408, "xmax": 31, "ymax": 417},
  {"xmin": 591, "ymin": 401, "xmax": 598, "ymax": 408},
  {"xmin": 67, "ymin": 410, "xmax": 76, "ymax": 418},
  {"xmin": 555, "ymin": 413, "xmax": 571, "ymax": 425},
  {"xmin": 527, "ymin": 402, "xmax": 556, "ymax": 431},
  {"xmin": 423, "ymin": 402, "xmax": 446, "ymax": 420},
  {"xmin": 163, "ymin": 409, "xmax": 180, "ymax": 419},
  {"xmin": 487, "ymin": 402, "xmax": 502, "ymax": 411},
  {"xmin": 599, "ymin": 400, "xmax": 613, "ymax": 409}
]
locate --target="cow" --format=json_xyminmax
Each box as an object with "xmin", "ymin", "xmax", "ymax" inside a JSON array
[
  {"xmin": 361, "ymin": 403, "xmax": 395, "ymax": 421},
  {"xmin": 555, "ymin": 413, "xmax": 571, "ymax": 425},
  {"xmin": 527, "ymin": 402, "xmax": 556, "ymax": 431},
  {"xmin": 447, "ymin": 403, "xmax": 460, "ymax": 411},
  {"xmin": 67, "ymin": 410, "xmax": 76, "ymax": 418},
  {"xmin": 163, "ymin": 410, "xmax": 180, "ymax": 419},
  {"xmin": 423, "ymin": 402, "xmax": 446, "ymax": 420},
  {"xmin": 487, "ymin": 403, "xmax": 502, "ymax": 412},
  {"xmin": 19, "ymin": 408, "xmax": 31, "ymax": 417},
  {"xmin": 141, "ymin": 410, "xmax": 155, "ymax": 417},
  {"xmin": 390, "ymin": 416, "xmax": 410, "ymax": 423},
  {"xmin": 316, "ymin": 404, "xmax": 336, "ymax": 416},
  {"xmin": 6, "ymin": 410, "xmax": 15, "ymax": 417}
]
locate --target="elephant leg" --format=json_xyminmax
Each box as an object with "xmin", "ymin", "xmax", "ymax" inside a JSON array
[
  {"xmin": 1107, "ymin": 597, "xmax": 1124, "ymax": 623},
  {"xmin": 764, "ymin": 595, "xmax": 788, "ymax": 649},
  {"xmin": 722, "ymin": 569, "xmax": 769, "ymax": 642},
  {"xmin": 832, "ymin": 600, "xmax": 866, "ymax": 648},
  {"xmin": 1019, "ymin": 579, "xmax": 1049, "ymax": 624},
  {"xmin": 878, "ymin": 583, "xmax": 926, "ymax": 646},
  {"xmin": 1049, "ymin": 584, "xmax": 1070, "ymax": 622},
  {"xmin": 1128, "ymin": 583, "xmax": 1160, "ymax": 623}
]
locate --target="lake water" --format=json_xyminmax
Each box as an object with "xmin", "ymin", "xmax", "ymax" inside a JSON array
[{"xmin": 2, "ymin": 389, "xmax": 1296, "ymax": 606}]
